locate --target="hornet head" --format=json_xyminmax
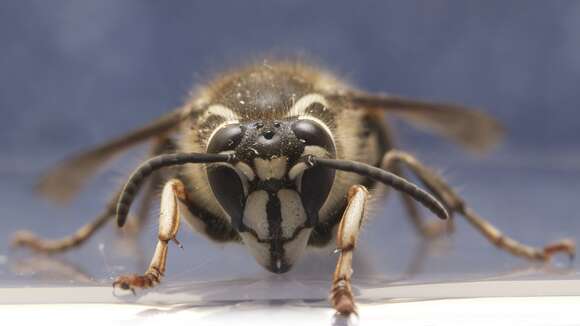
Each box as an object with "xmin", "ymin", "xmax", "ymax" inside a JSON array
[{"xmin": 206, "ymin": 116, "xmax": 336, "ymax": 273}]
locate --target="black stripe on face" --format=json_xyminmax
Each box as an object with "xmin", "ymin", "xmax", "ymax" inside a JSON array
[
  {"xmin": 266, "ymin": 192, "xmax": 282, "ymax": 239},
  {"xmin": 266, "ymin": 192, "xmax": 289, "ymax": 273}
]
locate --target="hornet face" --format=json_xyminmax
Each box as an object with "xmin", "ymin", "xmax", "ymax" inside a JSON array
[{"xmin": 207, "ymin": 117, "xmax": 336, "ymax": 273}]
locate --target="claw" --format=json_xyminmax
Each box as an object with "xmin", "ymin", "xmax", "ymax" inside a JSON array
[
  {"xmin": 113, "ymin": 278, "xmax": 133, "ymax": 291},
  {"xmin": 330, "ymin": 277, "xmax": 358, "ymax": 316},
  {"xmin": 543, "ymin": 239, "xmax": 575, "ymax": 261},
  {"xmin": 112, "ymin": 280, "xmax": 136, "ymax": 296},
  {"xmin": 113, "ymin": 273, "xmax": 156, "ymax": 293},
  {"xmin": 11, "ymin": 230, "xmax": 38, "ymax": 248},
  {"xmin": 330, "ymin": 283, "xmax": 357, "ymax": 316}
]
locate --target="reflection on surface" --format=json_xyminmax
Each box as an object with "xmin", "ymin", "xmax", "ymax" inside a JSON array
[
  {"xmin": 5, "ymin": 234, "xmax": 437, "ymax": 296},
  {"xmin": 11, "ymin": 255, "xmax": 95, "ymax": 285},
  {"xmin": 1, "ymin": 151, "xmax": 579, "ymax": 307}
]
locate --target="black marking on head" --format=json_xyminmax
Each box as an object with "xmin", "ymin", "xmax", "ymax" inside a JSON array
[
  {"xmin": 255, "ymin": 178, "xmax": 293, "ymax": 193},
  {"xmin": 235, "ymin": 120, "xmax": 305, "ymax": 162},
  {"xmin": 265, "ymin": 192, "xmax": 290, "ymax": 273},
  {"xmin": 266, "ymin": 193, "xmax": 282, "ymax": 240}
]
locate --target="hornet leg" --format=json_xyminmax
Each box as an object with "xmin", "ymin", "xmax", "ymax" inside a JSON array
[
  {"xmin": 113, "ymin": 179, "xmax": 185, "ymax": 291},
  {"xmin": 381, "ymin": 150, "xmax": 574, "ymax": 261},
  {"xmin": 12, "ymin": 190, "xmax": 120, "ymax": 253},
  {"xmin": 330, "ymin": 185, "xmax": 369, "ymax": 316}
]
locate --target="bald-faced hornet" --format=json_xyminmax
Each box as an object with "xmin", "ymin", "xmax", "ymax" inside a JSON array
[{"xmin": 13, "ymin": 61, "xmax": 574, "ymax": 315}]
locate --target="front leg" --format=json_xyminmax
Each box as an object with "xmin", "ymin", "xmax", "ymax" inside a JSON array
[
  {"xmin": 330, "ymin": 185, "xmax": 369, "ymax": 316},
  {"xmin": 113, "ymin": 179, "xmax": 185, "ymax": 291}
]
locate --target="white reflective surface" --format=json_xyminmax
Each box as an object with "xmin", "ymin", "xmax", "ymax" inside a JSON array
[{"xmin": 1, "ymin": 281, "xmax": 580, "ymax": 326}]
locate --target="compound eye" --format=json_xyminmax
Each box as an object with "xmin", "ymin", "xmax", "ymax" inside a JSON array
[
  {"xmin": 207, "ymin": 124, "xmax": 243, "ymax": 153},
  {"xmin": 291, "ymin": 119, "xmax": 335, "ymax": 154},
  {"xmin": 300, "ymin": 165, "xmax": 335, "ymax": 218},
  {"xmin": 207, "ymin": 165, "xmax": 245, "ymax": 228}
]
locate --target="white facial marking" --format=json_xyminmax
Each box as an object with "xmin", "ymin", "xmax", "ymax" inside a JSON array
[
  {"xmin": 240, "ymin": 189, "xmax": 313, "ymax": 272},
  {"xmin": 235, "ymin": 162, "xmax": 256, "ymax": 181},
  {"xmin": 254, "ymin": 156, "xmax": 288, "ymax": 180},
  {"xmin": 239, "ymin": 233, "xmax": 271, "ymax": 269},
  {"xmin": 203, "ymin": 104, "xmax": 240, "ymax": 146},
  {"xmin": 243, "ymin": 190, "xmax": 269, "ymax": 239},
  {"xmin": 278, "ymin": 189, "xmax": 307, "ymax": 238},
  {"xmin": 289, "ymin": 146, "xmax": 331, "ymax": 192},
  {"xmin": 303, "ymin": 145, "xmax": 330, "ymax": 157},
  {"xmin": 204, "ymin": 104, "xmax": 240, "ymax": 122},
  {"xmin": 282, "ymin": 228, "xmax": 312, "ymax": 267},
  {"xmin": 287, "ymin": 93, "xmax": 329, "ymax": 118},
  {"xmin": 285, "ymin": 94, "xmax": 335, "ymax": 150},
  {"xmin": 288, "ymin": 162, "xmax": 307, "ymax": 181}
]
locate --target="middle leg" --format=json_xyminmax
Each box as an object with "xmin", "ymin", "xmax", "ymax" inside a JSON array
[{"xmin": 370, "ymin": 113, "xmax": 448, "ymax": 238}]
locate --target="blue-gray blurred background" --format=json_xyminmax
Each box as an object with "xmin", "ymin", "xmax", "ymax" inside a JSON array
[{"xmin": 1, "ymin": 1, "xmax": 579, "ymax": 289}]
